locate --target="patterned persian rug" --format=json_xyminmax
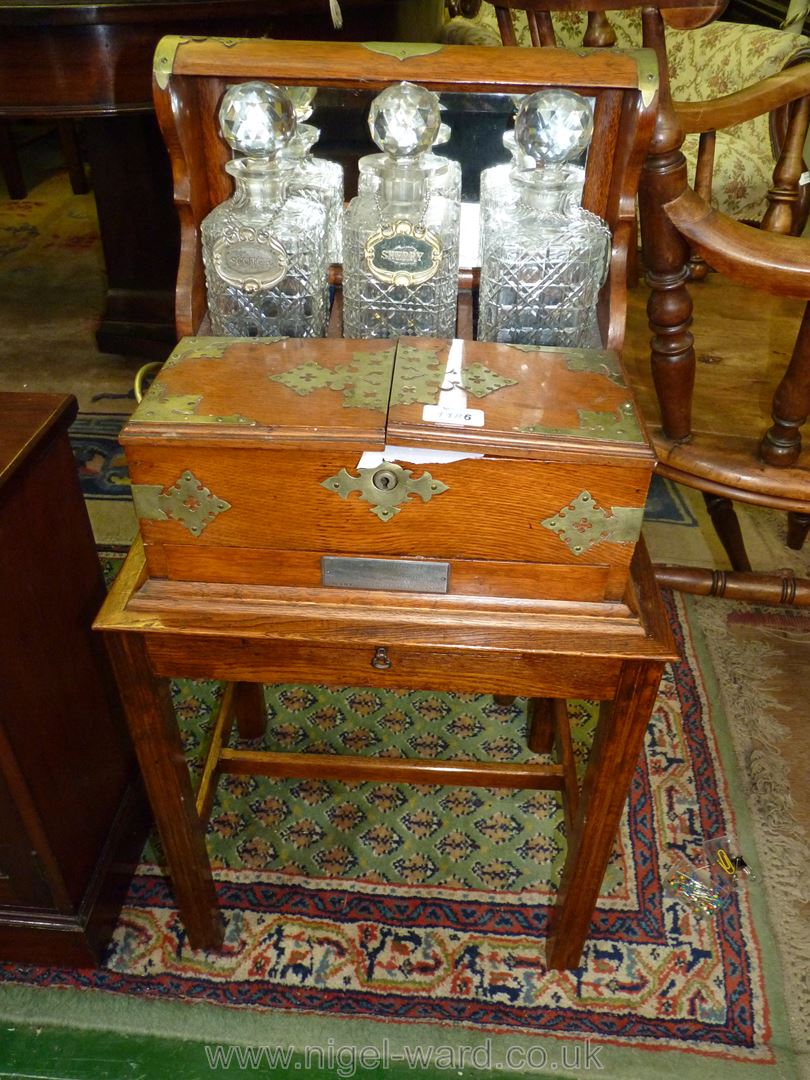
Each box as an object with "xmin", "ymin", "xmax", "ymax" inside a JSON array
[{"xmin": 0, "ymin": 554, "xmax": 799, "ymax": 1079}]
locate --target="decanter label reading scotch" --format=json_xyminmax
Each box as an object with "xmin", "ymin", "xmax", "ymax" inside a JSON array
[
  {"xmin": 213, "ymin": 230, "xmax": 288, "ymax": 293},
  {"xmin": 365, "ymin": 221, "xmax": 442, "ymax": 287}
]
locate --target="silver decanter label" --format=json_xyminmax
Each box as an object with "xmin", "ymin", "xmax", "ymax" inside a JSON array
[
  {"xmin": 365, "ymin": 221, "xmax": 442, "ymax": 286},
  {"xmin": 213, "ymin": 230, "xmax": 288, "ymax": 292}
]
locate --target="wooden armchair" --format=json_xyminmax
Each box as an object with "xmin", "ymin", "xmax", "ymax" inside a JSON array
[
  {"xmin": 638, "ymin": 43, "xmax": 810, "ymax": 604},
  {"xmin": 442, "ymin": 3, "xmax": 810, "ymax": 234},
  {"xmin": 445, "ymin": 0, "xmax": 810, "ymax": 604}
]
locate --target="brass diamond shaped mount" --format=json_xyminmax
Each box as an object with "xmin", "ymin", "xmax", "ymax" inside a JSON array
[
  {"xmin": 132, "ymin": 471, "xmax": 231, "ymax": 537},
  {"xmin": 541, "ymin": 490, "xmax": 643, "ymax": 555},
  {"xmin": 160, "ymin": 471, "xmax": 231, "ymax": 536},
  {"xmin": 460, "ymin": 362, "xmax": 518, "ymax": 399}
]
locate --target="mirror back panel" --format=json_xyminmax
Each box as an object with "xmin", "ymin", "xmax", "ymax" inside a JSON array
[{"xmin": 151, "ymin": 36, "xmax": 658, "ymax": 346}]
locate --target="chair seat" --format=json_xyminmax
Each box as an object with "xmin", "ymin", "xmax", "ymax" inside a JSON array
[{"xmin": 643, "ymin": 430, "xmax": 810, "ymax": 511}]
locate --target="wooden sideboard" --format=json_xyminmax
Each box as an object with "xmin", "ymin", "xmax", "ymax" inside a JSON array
[{"xmin": 0, "ymin": 393, "xmax": 146, "ymax": 966}]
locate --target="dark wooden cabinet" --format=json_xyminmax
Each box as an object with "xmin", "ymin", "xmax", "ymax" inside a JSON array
[
  {"xmin": 0, "ymin": 392, "xmax": 146, "ymax": 967},
  {"xmin": 0, "ymin": 0, "xmax": 446, "ymax": 356}
]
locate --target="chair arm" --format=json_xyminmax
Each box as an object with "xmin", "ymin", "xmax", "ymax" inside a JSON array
[
  {"xmin": 675, "ymin": 61, "xmax": 810, "ymax": 133},
  {"xmin": 663, "ymin": 186, "xmax": 810, "ymax": 296}
]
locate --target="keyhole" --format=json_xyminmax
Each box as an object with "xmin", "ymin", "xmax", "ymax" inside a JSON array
[{"xmin": 372, "ymin": 467, "xmax": 399, "ymax": 491}]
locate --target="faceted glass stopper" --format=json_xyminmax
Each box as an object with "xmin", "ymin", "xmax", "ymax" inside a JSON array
[
  {"xmin": 284, "ymin": 85, "xmax": 317, "ymax": 123},
  {"xmin": 369, "ymin": 81, "xmax": 442, "ymax": 157},
  {"xmin": 515, "ymin": 90, "xmax": 594, "ymax": 165},
  {"xmin": 219, "ymin": 82, "xmax": 296, "ymax": 157}
]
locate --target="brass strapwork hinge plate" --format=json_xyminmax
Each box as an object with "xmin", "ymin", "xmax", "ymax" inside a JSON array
[
  {"xmin": 541, "ymin": 490, "xmax": 644, "ymax": 555},
  {"xmin": 519, "ymin": 402, "xmax": 643, "ymax": 443},
  {"xmin": 362, "ymin": 41, "xmax": 444, "ymax": 61},
  {"xmin": 625, "ymin": 48, "xmax": 659, "ymax": 109}
]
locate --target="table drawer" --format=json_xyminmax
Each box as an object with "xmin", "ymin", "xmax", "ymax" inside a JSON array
[{"xmin": 146, "ymin": 632, "xmax": 622, "ymax": 700}]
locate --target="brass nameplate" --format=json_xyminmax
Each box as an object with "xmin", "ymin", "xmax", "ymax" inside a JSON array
[{"xmin": 322, "ymin": 556, "xmax": 449, "ymax": 593}]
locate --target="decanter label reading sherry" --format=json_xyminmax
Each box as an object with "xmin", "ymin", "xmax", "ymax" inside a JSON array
[
  {"xmin": 365, "ymin": 221, "xmax": 442, "ymax": 287},
  {"xmin": 213, "ymin": 233, "xmax": 288, "ymax": 292}
]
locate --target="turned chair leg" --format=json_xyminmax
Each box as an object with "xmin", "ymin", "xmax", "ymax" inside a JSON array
[
  {"xmin": 787, "ymin": 511, "xmax": 810, "ymax": 551},
  {"xmin": 760, "ymin": 302, "xmax": 810, "ymax": 468},
  {"xmin": 687, "ymin": 131, "xmax": 715, "ymax": 282},
  {"xmin": 639, "ymin": 10, "xmax": 696, "ymax": 445},
  {"xmin": 702, "ymin": 493, "xmax": 752, "ymax": 572}
]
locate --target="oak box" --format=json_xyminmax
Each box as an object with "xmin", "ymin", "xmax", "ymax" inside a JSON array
[{"xmin": 123, "ymin": 335, "xmax": 654, "ymax": 605}]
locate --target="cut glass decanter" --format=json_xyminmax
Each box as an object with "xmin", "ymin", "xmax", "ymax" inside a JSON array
[
  {"xmin": 278, "ymin": 86, "xmax": 344, "ymax": 265},
  {"xmin": 201, "ymin": 81, "xmax": 329, "ymax": 338},
  {"xmin": 477, "ymin": 89, "xmax": 610, "ymax": 348},
  {"xmin": 342, "ymin": 81, "xmax": 461, "ymax": 340}
]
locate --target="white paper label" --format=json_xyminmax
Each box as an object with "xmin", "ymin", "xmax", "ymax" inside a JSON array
[
  {"xmin": 421, "ymin": 403, "xmax": 485, "ymax": 427},
  {"xmin": 357, "ymin": 445, "xmax": 483, "ymax": 469}
]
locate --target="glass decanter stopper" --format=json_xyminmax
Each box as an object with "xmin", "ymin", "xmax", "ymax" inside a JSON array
[
  {"xmin": 342, "ymin": 81, "xmax": 461, "ymax": 340},
  {"xmin": 480, "ymin": 94, "xmax": 585, "ymax": 234},
  {"xmin": 479, "ymin": 97, "xmax": 530, "ymax": 230},
  {"xmin": 201, "ymin": 81, "xmax": 329, "ymax": 338},
  {"xmin": 278, "ymin": 85, "xmax": 344, "ymax": 265},
  {"xmin": 477, "ymin": 89, "xmax": 610, "ymax": 347},
  {"xmin": 357, "ymin": 118, "xmax": 461, "ymax": 204}
]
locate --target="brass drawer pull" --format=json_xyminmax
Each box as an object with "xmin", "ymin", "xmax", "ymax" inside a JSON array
[{"xmin": 371, "ymin": 646, "xmax": 392, "ymax": 670}]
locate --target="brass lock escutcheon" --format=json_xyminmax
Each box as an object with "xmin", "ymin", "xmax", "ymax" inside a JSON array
[{"xmin": 321, "ymin": 461, "xmax": 448, "ymax": 522}]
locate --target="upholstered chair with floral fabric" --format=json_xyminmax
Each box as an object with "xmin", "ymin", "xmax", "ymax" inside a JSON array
[{"xmin": 441, "ymin": 6, "xmax": 810, "ymax": 226}]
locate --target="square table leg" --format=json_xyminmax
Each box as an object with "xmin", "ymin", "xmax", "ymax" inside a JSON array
[
  {"xmin": 545, "ymin": 658, "xmax": 666, "ymax": 970},
  {"xmin": 104, "ymin": 630, "xmax": 224, "ymax": 951},
  {"xmin": 233, "ymin": 681, "xmax": 268, "ymax": 740}
]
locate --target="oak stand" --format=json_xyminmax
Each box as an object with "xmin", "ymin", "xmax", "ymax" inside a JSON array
[{"xmin": 96, "ymin": 537, "xmax": 675, "ymax": 971}]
